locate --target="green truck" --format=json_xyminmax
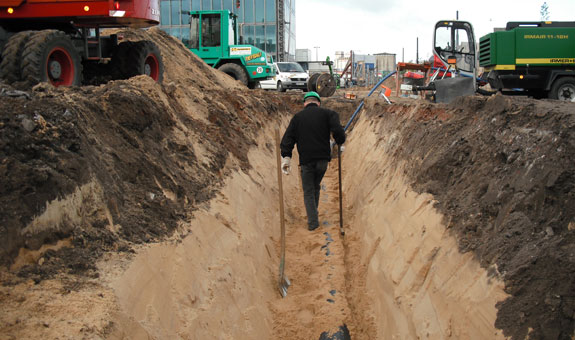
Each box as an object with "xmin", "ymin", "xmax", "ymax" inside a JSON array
[
  {"xmin": 187, "ymin": 10, "xmax": 275, "ymax": 88},
  {"xmin": 479, "ymin": 22, "xmax": 575, "ymax": 101}
]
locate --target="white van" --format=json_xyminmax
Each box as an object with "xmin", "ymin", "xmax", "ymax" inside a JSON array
[{"xmin": 257, "ymin": 62, "xmax": 309, "ymax": 92}]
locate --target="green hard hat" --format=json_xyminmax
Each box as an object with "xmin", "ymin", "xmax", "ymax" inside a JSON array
[{"xmin": 303, "ymin": 91, "xmax": 321, "ymax": 102}]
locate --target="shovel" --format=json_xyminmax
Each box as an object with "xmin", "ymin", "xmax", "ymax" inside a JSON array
[
  {"xmin": 275, "ymin": 129, "xmax": 291, "ymax": 297},
  {"xmin": 337, "ymin": 145, "xmax": 345, "ymax": 236}
]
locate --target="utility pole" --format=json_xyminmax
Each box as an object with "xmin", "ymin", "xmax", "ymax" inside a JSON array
[
  {"xmin": 416, "ymin": 37, "xmax": 419, "ymax": 64},
  {"xmin": 456, "ymin": 10, "xmax": 459, "ymax": 20},
  {"xmin": 402, "ymin": 48, "xmax": 404, "ymax": 62},
  {"xmin": 314, "ymin": 46, "xmax": 320, "ymax": 61}
]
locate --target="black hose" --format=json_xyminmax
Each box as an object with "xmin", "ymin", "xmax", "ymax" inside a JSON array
[{"xmin": 319, "ymin": 324, "xmax": 351, "ymax": 340}]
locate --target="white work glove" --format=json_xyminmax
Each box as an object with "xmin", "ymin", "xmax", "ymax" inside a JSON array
[
  {"xmin": 281, "ymin": 157, "xmax": 291, "ymax": 175},
  {"xmin": 330, "ymin": 140, "xmax": 345, "ymax": 152},
  {"xmin": 330, "ymin": 141, "xmax": 345, "ymax": 157}
]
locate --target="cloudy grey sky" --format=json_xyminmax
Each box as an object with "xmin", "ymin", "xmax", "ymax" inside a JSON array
[{"xmin": 295, "ymin": 0, "xmax": 575, "ymax": 62}]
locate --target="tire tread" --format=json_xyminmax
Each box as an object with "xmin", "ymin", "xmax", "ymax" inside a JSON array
[
  {"xmin": 20, "ymin": 30, "xmax": 82, "ymax": 88},
  {"xmin": 217, "ymin": 63, "xmax": 248, "ymax": 87},
  {"xmin": 0, "ymin": 31, "xmax": 35, "ymax": 84}
]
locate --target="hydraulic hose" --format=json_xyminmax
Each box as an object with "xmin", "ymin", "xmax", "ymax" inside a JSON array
[{"xmin": 343, "ymin": 71, "xmax": 396, "ymax": 132}]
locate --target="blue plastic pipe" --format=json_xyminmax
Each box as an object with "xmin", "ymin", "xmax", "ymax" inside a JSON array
[
  {"xmin": 430, "ymin": 67, "xmax": 483, "ymax": 82},
  {"xmin": 344, "ymin": 71, "xmax": 397, "ymax": 132}
]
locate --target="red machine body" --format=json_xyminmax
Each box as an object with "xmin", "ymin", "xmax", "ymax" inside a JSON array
[
  {"xmin": 0, "ymin": 0, "xmax": 159, "ymax": 27},
  {"xmin": 0, "ymin": 0, "xmax": 164, "ymax": 87},
  {"xmin": 431, "ymin": 54, "xmax": 453, "ymax": 78}
]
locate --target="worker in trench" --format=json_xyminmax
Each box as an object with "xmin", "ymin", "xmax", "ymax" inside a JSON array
[{"xmin": 280, "ymin": 91, "xmax": 346, "ymax": 231}]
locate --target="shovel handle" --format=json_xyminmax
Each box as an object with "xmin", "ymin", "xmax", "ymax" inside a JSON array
[
  {"xmin": 338, "ymin": 145, "xmax": 345, "ymax": 236},
  {"xmin": 275, "ymin": 129, "xmax": 288, "ymax": 296}
]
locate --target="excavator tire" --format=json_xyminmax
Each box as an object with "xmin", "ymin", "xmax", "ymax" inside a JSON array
[
  {"xmin": 0, "ymin": 30, "xmax": 35, "ymax": 85},
  {"xmin": 217, "ymin": 63, "xmax": 248, "ymax": 87},
  {"xmin": 20, "ymin": 30, "xmax": 82, "ymax": 87},
  {"xmin": 116, "ymin": 41, "xmax": 164, "ymax": 82},
  {"xmin": 110, "ymin": 41, "xmax": 133, "ymax": 79}
]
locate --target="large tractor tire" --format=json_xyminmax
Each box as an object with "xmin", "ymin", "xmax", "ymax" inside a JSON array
[
  {"xmin": 20, "ymin": 30, "xmax": 82, "ymax": 87},
  {"xmin": 0, "ymin": 30, "xmax": 35, "ymax": 84},
  {"xmin": 217, "ymin": 63, "xmax": 248, "ymax": 87},
  {"xmin": 549, "ymin": 77, "xmax": 575, "ymax": 101},
  {"xmin": 114, "ymin": 41, "xmax": 164, "ymax": 82}
]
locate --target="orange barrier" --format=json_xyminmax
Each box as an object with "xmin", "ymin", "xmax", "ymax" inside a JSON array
[{"xmin": 380, "ymin": 85, "xmax": 391, "ymax": 97}]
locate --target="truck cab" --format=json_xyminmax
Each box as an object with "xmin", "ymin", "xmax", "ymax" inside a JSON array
[{"xmin": 188, "ymin": 10, "xmax": 274, "ymax": 88}]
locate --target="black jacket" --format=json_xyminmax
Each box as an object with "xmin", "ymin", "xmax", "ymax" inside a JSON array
[{"xmin": 280, "ymin": 103, "xmax": 346, "ymax": 165}]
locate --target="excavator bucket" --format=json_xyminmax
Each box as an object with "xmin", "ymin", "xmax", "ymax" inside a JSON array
[{"xmin": 434, "ymin": 77, "xmax": 475, "ymax": 103}]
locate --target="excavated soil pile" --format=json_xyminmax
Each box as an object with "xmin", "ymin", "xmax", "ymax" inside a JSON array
[
  {"xmin": 0, "ymin": 28, "xmax": 295, "ymax": 277},
  {"xmin": 358, "ymin": 95, "xmax": 575, "ymax": 339}
]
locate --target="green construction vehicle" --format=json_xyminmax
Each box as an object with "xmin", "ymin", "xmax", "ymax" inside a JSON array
[
  {"xmin": 479, "ymin": 22, "xmax": 575, "ymax": 101},
  {"xmin": 187, "ymin": 10, "xmax": 275, "ymax": 88}
]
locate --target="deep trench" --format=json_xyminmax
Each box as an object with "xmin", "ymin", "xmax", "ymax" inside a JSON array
[{"xmin": 106, "ymin": 101, "xmax": 507, "ymax": 340}]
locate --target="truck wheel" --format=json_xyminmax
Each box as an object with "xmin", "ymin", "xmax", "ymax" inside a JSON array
[
  {"xmin": 0, "ymin": 31, "xmax": 34, "ymax": 84},
  {"xmin": 119, "ymin": 41, "xmax": 164, "ymax": 82},
  {"xmin": 549, "ymin": 77, "xmax": 575, "ymax": 101},
  {"xmin": 20, "ymin": 30, "xmax": 82, "ymax": 87},
  {"xmin": 217, "ymin": 63, "xmax": 248, "ymax": 87},
  {"xmin": 277, "ymin": 81, "xmax": 286, "ymax": 92}
]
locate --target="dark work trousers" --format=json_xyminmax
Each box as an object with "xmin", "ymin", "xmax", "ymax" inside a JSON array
[{"xmin": 300, "ymin": 160, "xmax": 329, "ymax": 230}]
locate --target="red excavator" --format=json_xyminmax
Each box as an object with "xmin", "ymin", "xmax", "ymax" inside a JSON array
[{"xmin": 0, "ymin": 0, "xmax": 163, "ymax": 87}]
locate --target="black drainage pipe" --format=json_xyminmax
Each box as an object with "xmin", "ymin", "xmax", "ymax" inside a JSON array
[{"xmin": 319, "ymin": 324, "xmax": 351, "ymax": 340}]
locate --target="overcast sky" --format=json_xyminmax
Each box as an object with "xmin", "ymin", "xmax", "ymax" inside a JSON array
[{"xmin": 295, "ymin": 0, "xmax": 575, "ymax": 62}]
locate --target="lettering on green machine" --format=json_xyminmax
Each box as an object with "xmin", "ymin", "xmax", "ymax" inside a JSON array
[
  {"xmin": 245, "ymin": 52, "xmax": 262, "ymax": 62},
  {"xmin": 524, "ymin": 34, "xmax": 569, "ymax": 39}
]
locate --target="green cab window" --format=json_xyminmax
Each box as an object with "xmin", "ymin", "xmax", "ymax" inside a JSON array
[{"xmin": 202, "ymin": 13, "xmax": 221, "ymax": 47}]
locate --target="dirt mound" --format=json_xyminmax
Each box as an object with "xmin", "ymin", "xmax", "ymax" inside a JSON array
[
  {"xmin": 0, "ymin": 28, "xmax": 296, "ymax": 280},
  {"xmin": 105, "ymin": 28, "xmax": 245, "ymax": 91},
  {"xmin": 359, "ymin": 95, "xmax": 575, "ymax": 339}
]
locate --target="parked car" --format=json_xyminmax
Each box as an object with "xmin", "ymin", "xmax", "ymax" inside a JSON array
[{"xmin": 256, "ymin": 62, "xmax": 309, "ymax": 92}]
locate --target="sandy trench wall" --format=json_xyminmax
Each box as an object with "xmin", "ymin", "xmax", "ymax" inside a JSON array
[
  {"xmin": 357, "ymin": 96, "xmax": 575, "ymax": 339},
  {"xmin": 342, "ymin": 106, "xmax": 508, "ymax": 339},
  {"xmin": 107, "ymin": 123, "xmax": 291, "ymax": 339}
]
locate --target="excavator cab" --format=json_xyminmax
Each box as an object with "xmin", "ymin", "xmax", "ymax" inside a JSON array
[
  {"xmin": 433, "ymin": 20, "xmax": 476, "ymax": 78},
  {"xmin": 419, "ymin": 20, "xmax": 477, "ymax": 103}
]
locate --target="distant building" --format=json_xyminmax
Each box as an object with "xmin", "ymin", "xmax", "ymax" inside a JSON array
[
  {"xmin": 374, "ymin": 52, "xmax": 396, "ymax": 73},
  {"xmin": 334, "ymin": 51, "xmax": 349, "ymax": 71},
  {"xmin": 159, "ymin": 0, "xmax": 296, "ymax": 62},
  {"xmin": 334, "ymin": 51, "xmax": 396, "ymax": 74},
  {"xmin": 296, "ymin": 49, "xmax": 311, "ymax": 62}
]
